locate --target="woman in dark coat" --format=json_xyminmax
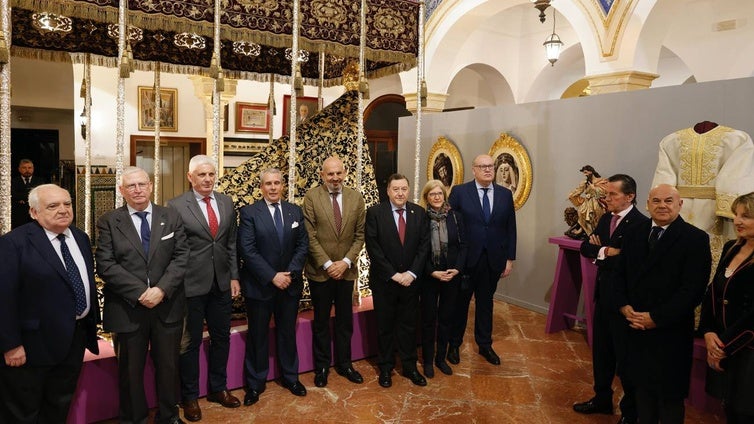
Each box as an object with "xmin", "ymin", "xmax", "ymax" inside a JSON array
[
  {"xmin": 700, "ymin": 192, "xmax": 754, "ymax": 424},
  {"xmin": 419, "ymin": 180, "xmax": 467, "ymax": 378}
]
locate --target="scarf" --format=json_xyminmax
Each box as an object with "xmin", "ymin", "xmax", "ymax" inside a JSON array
[{"xmin": 427, "ymin": 203, "xmax": 450, "ymax": 268}]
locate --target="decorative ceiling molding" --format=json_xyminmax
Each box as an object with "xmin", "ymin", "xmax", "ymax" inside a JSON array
[{"xmin": 577, "ymin": 0, "xmax": 639, "ymax": 60}]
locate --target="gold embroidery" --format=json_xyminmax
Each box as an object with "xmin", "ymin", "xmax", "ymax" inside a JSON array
[{"xmin": 677, "ymin": 127, "xmax": 724, "ymax": 186}]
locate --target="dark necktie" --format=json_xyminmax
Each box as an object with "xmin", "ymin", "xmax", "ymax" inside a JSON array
[
  {"xmin": 397, "ymin": 208, "xmax": 406, "ymax": 245},
  {"xmin": 273, "ymin": 203, "xmax": 284, "ymax": 245},
  {"xmin": 332, "ymin": 192, "xmax": 342, "ymax": 235},
  {"xmin": 135, "ymin": 211, "xmax": 151, "ymax": 257},
  {"xmin": 24, "ymin": 177, "xmax": 29, "ymax": 186},
  {"xmin": 57, "ymin": 234, "xmax": 87, "ymax": 316},
  {"xmin": 203, "ymin": 196, "xmax": 219, "ymax": 237},
  {"xmin": 609, "ymin": 214, "xmax": 620, "ymax": 237},
  {"xmin": 648, "ymin": 225, "xmax": 663, "ymax": 250},
  {"xmin": 481, "ymin": 187, "xmax": 491, "ymax": 223}
]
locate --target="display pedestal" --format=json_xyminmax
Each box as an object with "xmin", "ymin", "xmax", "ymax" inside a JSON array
[{"xmin": 545, "ymin": 236, "xmax": 597, "ymax": 346}]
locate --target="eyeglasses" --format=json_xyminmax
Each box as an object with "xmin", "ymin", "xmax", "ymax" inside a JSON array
[
  {"xmin": 474, "ymin": 164, "xmax": 494, "ymax": 170},
  {"xmin": 427, "ymin": 192, "xmax": 444, "ymax": 198},
  {"xmin": 123, "ymin": 182, "xmax": 150, "ymax": 192}
]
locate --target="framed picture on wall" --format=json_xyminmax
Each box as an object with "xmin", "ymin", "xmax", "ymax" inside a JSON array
[
  {"xmin": 426, "ymin": 136, "xmax": 464, "ymax": 190},
  {"xmin": 282, "ymin": 95, "xmax": 319, "ymax": 135},
  {"xmin": 137, "ymin": 87, "xmax": 178, "ymax": 132},
  {"xmin": 488, "ymin": 132, "xmax": 532, "ymax": 210},
  {"xmin": 235, "ymin": 102, "xmax": 270, "ymax": 133}
]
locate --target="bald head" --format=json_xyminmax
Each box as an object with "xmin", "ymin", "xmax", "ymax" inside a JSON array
[
  {"xmin": 647, "ymin": 184, "xmax": 683, "ymax": 226},
  {"xmin": 321, "ymin": 156, "xmax": 346, "ymax": 192}
]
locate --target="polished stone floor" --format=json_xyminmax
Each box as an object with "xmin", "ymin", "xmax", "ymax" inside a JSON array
[{"xmin": 102, "ymin": 300, "xmax": 722, "ymax": 423}]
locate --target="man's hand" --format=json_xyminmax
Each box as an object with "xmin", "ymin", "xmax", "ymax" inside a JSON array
[
  {"xmin": 139, "ymin": 287, "xmax": 165, "ymax": 309},
  {"xmin": 432, "ymin": 269, "xmax": 459, "ymax": 282},
  {"xmin": 230, "ymin": 279, "xmax": 241, "ymax": 298},
  {"xmin": 391, "ymin": 272, "xmax": 415, "ymax": 287},
  {"xmin": 4, "ymin": 345, "xmax": 26, "ymax": 367},
  {"xmin": 626, "ymin": 310, "xmax": 656, "ymax": 330},
  {"xmin": 589, "ymin": 234, "xmax": 602, "ymax": 246},
  {"xmin": 501, "ymin": 260, "xmax": 514, "ymax": 278},
  {"xmin": 326, "ymin": 261, "xmax": 348, "ymax": 280},
  {"xmin": 272, "ymin": 272, "xmax": 292, "ymax": 290}
]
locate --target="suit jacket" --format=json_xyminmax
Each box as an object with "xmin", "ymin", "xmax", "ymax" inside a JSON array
[
  {"xmin": 448, "ymin": 181, "xmax": 516, "ymax": 276},
  {"xmin": 424, "ymin": 209, "xmax": 467, "ymax": 275},
  {"xmin": 167, "ymin": 190, "xmax": 239, "ymax": 297},
  {"xmin": 238, "ymin": 200, "xmax": 309, "ymax": 301},
  {"xmin": 580, "ymin": 205, "xmax": 648, "ymax": 307},
  {"xmin": 303, "ymin": 185, "xmax": 366, "ymax": 282},
  {"xmin": 614, "ymin": 216, "xmax": 711, "ymax": 399},
  {"xmin": 10, "ymin": 175, "xmax": 45, "ymax": 227},
  {"xmin": 96, "ymin": 203, "xmax": 189, "ymax": 333},
  {"xmin": 0, "ymin": 222, "xmax": 99, "ymax": 367},
  {"xmin": 700, "ymin": 239, "xmax": 754, "ymax": 357},
  {"xmin": 365, "ymin": 201, "xmax": 430, "ymax": 284}
]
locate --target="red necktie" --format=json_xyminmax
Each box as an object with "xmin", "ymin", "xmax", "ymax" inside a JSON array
[
  {"xmin": 397, "ymin": 208, "xmax": 406, "ymax": 245},
  {"xmin": 203, "ymin": 196, "xmax": 219, "ymax": 237},
  {"xmin": 332, "ymin": 192, "xmax": 342, "ymax": 235},
  {"xmin": 609, "ymin": 214, "xmax": 620, "ymax": 237}
]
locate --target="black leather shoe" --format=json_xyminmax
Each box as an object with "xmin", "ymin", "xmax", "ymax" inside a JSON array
[
  {"xmin": 314, "ymin": 368, "xmax": 328, "ymax": 387},
  {"xmin": 243, "ymin": 390, "xmax": 260, "ymax": 406},
  {"xmin": 572, "ymin": 398, "xmax": 612, "ymax": 415},
  {"xmin": 378, "ymin": 370, "xmax": 392, "ymax": 388},
  {"xmin": 206, "ymin": 390, "xmax": 241, "ymax": 408},
  {"xmin": 181, "ymin": 399, "xmax": 201, "ymax": 422},
  {"xmin": 283, "ymin": 380, "xmax": 307, "ymax": 397},
  {"xmin": 403, "ymin": 370, "xmax": 427, "ymax": 387},
  {"xmin": 447, "ymin": 346, "xmax": 460, "ymax": 364},
  {"xmin": 423, "ymin": 363, "xmax": 435, "ymax": 378},
  {"xmin": 335, "ymin": 366, "xmax": 364, "ymax": 384},
  {"xmin": 479, "ymin": 347, "xmax": 501, "ymax": 365},
  {"xmin": 616, "ymin": 416, "xmax": 636, "ymax": 424},
  {"xmin": 435, "ymin": 359, "xmax": 453, "ymax": 375}
]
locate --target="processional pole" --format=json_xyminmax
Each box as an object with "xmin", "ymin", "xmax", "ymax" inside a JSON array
[
  {"xmin": 414, "ymin": 1, "xmax": 426, "ymax": 202},
  {"xmin": 0, "ymin": 0, "xmax": 11, "ymax": 234}
]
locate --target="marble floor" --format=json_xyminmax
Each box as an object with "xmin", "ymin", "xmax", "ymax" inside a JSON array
[{"xmin": 101, "ymin": 300, "xmax": 723, "ymax": 423}]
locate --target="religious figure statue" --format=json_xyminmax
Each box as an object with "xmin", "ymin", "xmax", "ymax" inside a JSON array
[
  {"xmin": 566, "ymin": 165, "xmax": 607, "ymax": 239},
  {"xmin": 495, "ymin": 153, "xmax": 518, "ymax": 194},
  {"xmin": 652, "ymin": 121, "xmax": 754, "ymax": 262}
]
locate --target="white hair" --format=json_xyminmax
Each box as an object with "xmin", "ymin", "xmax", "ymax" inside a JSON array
[{"xmin": 188, "ymin": 155, "xmax": 216, "ymax": 174}]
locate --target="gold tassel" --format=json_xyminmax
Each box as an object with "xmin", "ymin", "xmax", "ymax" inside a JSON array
[
  {"xmin": 209, "ymin": 52, "xmax": 219, "ymax": 79},
  {"xmin": 79, "ymin": 78, "xmax": 86, "ymax": 98},
  {"xmin": 294, "ymin": 65, "xmax": 304, "ymax": 97},
  {"xmin": 358, "ymin": 73, "xmax": 370, "ymax": 100},
  {"xmin": 420, "ymin": 79, "xmax": 428, "ymax": 107},
  {"xmin": 126, "ymin": 42, "xmax": 135, "ymax": 73},
  {"xmin": 0, "ymin": 33, "xmax": 9, "ymax": 64},
  {"xmin": 268, "ymin": 92, "xmax": 276, "ymax": 115},
  {"xmin": 119, "ymin": 54, "xmax": 130, "ymax": 78},
  {"xmin": 216, "ymin": 70, "xmax": 225, "ymax": 92}
]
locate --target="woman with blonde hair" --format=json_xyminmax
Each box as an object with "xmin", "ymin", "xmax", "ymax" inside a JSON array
[{"xmin": 418, "ymin": 180, "xmax": 467, "ymax": 377}]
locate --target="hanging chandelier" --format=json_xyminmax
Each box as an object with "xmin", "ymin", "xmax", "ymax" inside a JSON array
[
  {"xmin": 543, "ymin": 8, "xmax": 563, "ymax": 66},
  {"xmin": 531, "ymin": 0, "xmax": 552, "ymax": 24}
]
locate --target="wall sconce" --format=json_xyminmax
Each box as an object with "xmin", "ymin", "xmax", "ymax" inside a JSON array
[
  {"xmin": 531, "ymin": 0, "xmax": 552, "ymax": 24},
  {"xmin": 80, "ymin": 109, "xmax": 86, "ymax": 139},
  {"xmin": 543, "ymin": 9, "xmax": 563, "ymax": 66}
]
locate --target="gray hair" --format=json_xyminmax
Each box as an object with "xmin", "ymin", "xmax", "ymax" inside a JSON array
[
  {"xmin": 120, "ymin": 166, "xmax": 150, "ymax": 186},
  {"xmin": 188, "ymin": 155, "xmax": 216, "ymax": 174},
  {"xmin": 28, "ymin": 184, "xmax": 67, "ymax": 209},
  {"xmin": 259, "ymin": 168, "xmax": 282, "ymax": 184}
]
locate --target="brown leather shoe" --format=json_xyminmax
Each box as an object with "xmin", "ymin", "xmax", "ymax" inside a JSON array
[
  {"xmin": 181, "ymin": 399, "xmax": 202, "ymax": 422},
  {"xmin": 206, "ymin": 390, "xmax": 241, "ymax": 408}
]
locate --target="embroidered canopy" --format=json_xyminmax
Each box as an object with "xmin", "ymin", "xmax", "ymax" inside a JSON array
[{"xmin": 11, "ymin": 0, "xmax": 419, "ymax": 85}]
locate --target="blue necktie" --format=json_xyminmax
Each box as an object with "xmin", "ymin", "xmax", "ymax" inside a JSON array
[
  {"xmin": 648, "ymin": 225, "xmax": 663, "ymax": 251},
  {"xmin": 57, "ymin": 234, "xmax": 87, "ymax": 316},
  {"xmin": 481, "ymin": 187, "xmax": 491, "ymax": 223},
  {"xmin": 135, "ymin": 211, "xmax": 151, "ymax": 257},
  {"xmin": 273, "ymin": 203, "xmax": 284, "ymax": 245}
]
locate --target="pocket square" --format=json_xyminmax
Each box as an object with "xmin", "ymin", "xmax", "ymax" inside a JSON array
[
  {"xmin": 291, "ymin": 221, "xmax": 299, "ymax": 229},
  {"xmin": 161, "ymin": 232, "xmax": 174, "ymax": 240}
]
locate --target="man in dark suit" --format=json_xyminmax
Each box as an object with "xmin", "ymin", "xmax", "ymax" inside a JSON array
[
  {"xmin": 447, "ymin": 154, "xmax": 516, "ymax": 366},
  {"xmin": 11, "ymin": 159, "xmax": 45, "ymax": 228},
  {"xmin": 0, "ymin": 184, "xmax": 100, "ymax": 423},
  {"xmin": 303, "ymin": 157, "xmax": 366, "ymax": 388},
  {"xmin": 168, "ymin": 155, "xmax": 241, "ymax": 422},
  {"xmin": 573, "ymin": 174, "xmax": 648, "ymax": 424},
  {"xmin": 614, "ymin": 184, "xmax": 711, "ymax": 424},
  {"xmin": 238, "ymin": 168, "xmax": 309, "ymax": 406},
  {"xmin": 365, "ymin": 173, "xmax": 430, "ymax": 388},
  {"xmin": 96, "ymin": 166, "xmax": 189, "ymax": 424}
]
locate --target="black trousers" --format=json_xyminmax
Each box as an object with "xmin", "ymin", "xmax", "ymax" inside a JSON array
[
  {"xmin": 310, "ymin": 278, "xmax": 355, "ymax": 370},
  {"xmin": 636, "ymin": 388, "xmax": 685, "ymax": 424},
  {"xmin": 179, "ymin": 283, "xmax": 233, "ymax": 400},
  {"xmin": 243, "ymin": 290, "xmax": 301, "ymax": 391},
  {"xmin": 420, "ymin": 275, "xmax": 460, "ymax": 363},
  {"xmin": 372, "ymin": 278, "xmax": 419, "ymax": 373},
  {"xmin": 113, "ymin": 310, "xmax": 183, "ymax": 424},
  {"xmin": 0, "ymin": 321, "xmax": 86, "ymax": 424},
  {"xmin": 591, "ymin": 295, "xmax": 636, "ymax": 420},
  {"xmin": 450, "ymin": 251, "xmax": 497, "ymax": 349}
]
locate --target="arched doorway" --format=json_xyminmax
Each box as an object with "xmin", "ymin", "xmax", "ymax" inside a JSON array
[{"xmin": 364, "ymin": 94, "xmax": 411, "ymax": 201}]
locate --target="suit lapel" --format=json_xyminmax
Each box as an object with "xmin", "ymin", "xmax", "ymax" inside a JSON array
[
  {"xmin": 642, "ymin": 219, "xmax": 683, "ymax": 272},
  {"xmin": 257, "ymin": 201, "xmax": 281, "ymax": 248},
  {"xmin": 114, "ymin": 207, "xmax": 146, "ymax": 260},
  {"xmin": 186, "ymin": 192, "xmax": 212, "ymax": 238},
  {"xmin": 318, "ymin": 186, "xmax": 339, "ymax": 238},
  {"xmin": 27, "ymin": 224, "xmax": 69, "ymax": 282},
  {"xmin": 149, "ymin": 205, "xmax": 167, "ymax": 260}
]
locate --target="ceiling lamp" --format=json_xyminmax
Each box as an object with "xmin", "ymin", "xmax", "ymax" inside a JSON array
[
  {"xmin": 531, "ymin": 0, "xmax": 552, "ymax": 24},
  {"xmin": 543, "ymin": 9, "xmax": 563, "ymax": 66}
]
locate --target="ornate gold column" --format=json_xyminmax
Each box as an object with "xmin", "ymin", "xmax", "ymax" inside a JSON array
[
  {"xmin": 586, "ymin": 71, "xmax": 659, "ymax": 95},
  {"xmin": 404, "ymin": 91, "xmax": 448, "ymax": 114},
  {"xmin": 189, "ymin": 76, "xmax": 237, "ymax": 172}
]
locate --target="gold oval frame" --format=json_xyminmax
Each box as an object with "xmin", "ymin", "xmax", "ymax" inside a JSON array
[
  {"xmin": 426, "ymin": 136, "xmax": 464, "ymax": 189},
  {"xmin": 488, "ymin": 133, "xmax": 532, "ymax": 210}
]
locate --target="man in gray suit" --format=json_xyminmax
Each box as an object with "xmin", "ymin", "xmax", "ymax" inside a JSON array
[
  {"xmin": 96, "ymin": 166, "xmax": 189, "ymax": 424},
  {"xmin": 168, "ymin": 155, "xmax": 241, "ymax": 422},
  {"xmin": 303, "ymin": 157, "xmax": 366, "ymax": 388}
]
